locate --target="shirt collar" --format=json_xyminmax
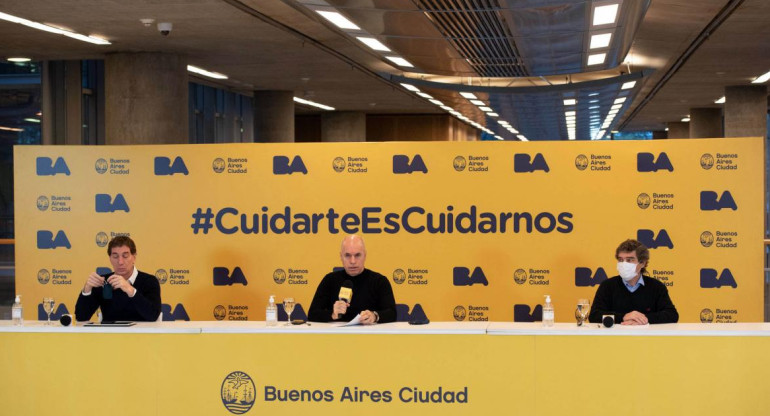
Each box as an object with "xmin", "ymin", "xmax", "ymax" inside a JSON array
[
  {"xmin": 623, "ymin": 274, "xmax": 645, "ymax": 291},
  {"xmin": 128, "ymin": 266, "xmax": 138, "ymax": 285}
]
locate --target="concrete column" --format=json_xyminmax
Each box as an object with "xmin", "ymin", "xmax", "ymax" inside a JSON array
[
  {"xmin": 689, "ymin": 108, "xmax": 723, "ymax": 138},
  {"xmin": 105, "ymin": 52, "xmax": 188, "ymax": 144},
  {"xmin": 254, "ymin": 90, "xmax": 294, "ymax": 142},
  {"xmin": 724, "ymin": 85, "xmax": 768, "ymax": 138},
  {"xmin": 666, "ymin": 122, "xmax": 689, "ymax": 139},
  {"xmin": 321, "ymin": 112, "xmax": 366, "ymax": 142}
]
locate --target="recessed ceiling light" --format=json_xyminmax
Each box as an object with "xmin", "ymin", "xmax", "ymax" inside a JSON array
[
  {"xmin": 440, "ymin": 106, "xmax": 452, "ymax": 111},
  {"xmin": 400, "ymin": 83, "xmax": 420, "ymax": 92},
  {"xmin": 590, "ymin": 33, "xmax": 612, "ymax": 49},
  {"xmin": 611, "ymin": 104, "xmax": 622, "ymax": 110},
  {"xmin": 293, "ymin": 96, "xmax": 335, "ymax": 111},
  {"xmin": 681, "ymin": 117, "xmax": 690, "ymax": 122},
  {"xmin": 488, "ymin": 113, "xmax": 499, "ymax": 117},
  {"xmin": 714, "ymin": 96, "xmax": 726, "ymax": 104},
  {"xmin": 587, "ymin": 53, "xmax": 606, "ymax": 66},
  {"xmin": 385, "ymin": 56, "xmax": 414, "ymax": 68},
  {"xmin": 316, "ymin": 10, "xmax": 361, "ymax": 30},
  {"xmin": 0, "ymin": 126, "xmax": 23, "ymax": 132},
  {"xmin": 593, "ymin": 4, "xmax": 619, "ymax": 26},
  {"xmin": 564, "ymin": 99, "xmax": 577, "ymax": 105},
  {"xmin": 565, "ymin": 111, "xmax": 576, "ymax": 117},
  {"xmin": 24, "ymin": 118, "xmax": 40, "ymax": 123},
  {"xmin": 187, "ymin": 65, "xmax": 228, "ymax": 79},
  {"xmin": 498, "ymin": 120, "xmax": 510, "ymax": 125},
  {"xmin": 621, "ymin": 81, "xmax": 636, "ymax": 90},
  {"xmin": 7, "ymin": 57, "xmax": 31, "ymax": 62},
  {"xmin": 0, "ymin": 11, "xmax": 111, "ymax": 45},
  {"xmin": 517, "ymin": 135, "xmax": 528, "ymax": 141},
  {"xmin": 751, "ymin": 70, "xmax": 770, "ymax": 84},
  {"xmin": 479, "ymin": 106, "xmax": 493, "ymax": 112},
  {"xmin": 470, "ymin": 100, "xmax": 485, "ymax": 106},
  {"xmin": 614, "ymin": 97, "xmax": 626, "ymax": 104},
  {"xmin": 429, "ymin": 99, "xmax": 443, "ymax": 106},
  {"xmin": 589, "ymin": 92, "xmax": 600, "ymax": 96},
  {"xmin": 356, "ymin": 37, "xmax": 390, "ymax": 52},
  {"xmin": 460, "ymin": 92, "xmax": 478, "ymax": 99},
  {"xmin": 416, "ymin": 92, "xmax": 433, "ymax": 99}
]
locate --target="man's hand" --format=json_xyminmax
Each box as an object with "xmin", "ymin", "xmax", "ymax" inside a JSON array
[
  {"xmin": 331, "ymin": 300, "xmax": 348, "ymax": 320},
  {"xmin": 83, "ymin": 272, "xmax": 105, "ymax": 293},
  {"xmin": 621, "ymin": 311, "xmax": 648, "ymax": 325},
  {"xmin": 106, "ymin": 274, "xmax": 135, "ymax": 296},
  {"xmin": 360, "ymin": 310, "xmax": 377, "ymax": 325}
]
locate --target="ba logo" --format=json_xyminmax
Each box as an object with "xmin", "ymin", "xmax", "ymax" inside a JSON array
[
  {"xmin": 95, "ymin": 232, "xmax": 109, "ymax": 247},
  {"xmin": 213, "ymin": 267, "xmax": 248, "ymax": 286},
  {"xmin": 513, "ymin": 269, "xmax": 527, "ymax": 285},
  {"xmin": 272, "ymin": 269, "xmax": 286, "ymax": 284},
  {"xmin": 154, "ymin": 156, "xmax": 189, "ymax": 175},
  {"xmin": 155, "ymin": 269, "xmax": 168, "ymax": 284},
  {"xmin": 221, "ymin": 371, "xmax": 256, "ymax": 414},
  {"xmin": 38, "ymin": 303, "xmax": 69, "ymax": 320},
  {"xmin": 575, "ymin": 267, "xmax": 608, "ymax": 287},
  {"xmin": 212, "ymin": 158, "xmax": 226, "ymax": 173},
  {"xmin": 575, "ymin": 154, "xmax": 588, "ymax": 171},
  {"xmin": 36, "ymin": 157, "xmax": 70, "ymax": 176},
  {"xmin": 396, "ymin": 303, "xmax": 428, "ymax": 322},
  {"xmin": 37, "ymin": 230, "xmax": 71, "ymax": 249},
  {"xmin": 392, "ymin": 268, "xmax": 406, "ymax": 284},
  {"xmin": 37, "ymin": 196, "xmax": 50, "ymax": 211},
  {"xmin": 214, "ymin": 305, "xmax": 227, "ymax": 321},
  {"xmin": 514, "ymin": 304, "xmax": 543, "ymax": 322},
  {"xmin": 700, "ymin": 268, "xmax": 737, "ymax": 288},
  {"xmin": 453, "ymin": 156, "xmax": 467, "ymax": 172},
  {"xmin": 700, "ymin": 308, "xmax": 715, "ymax": 323},
  {"xmin": 393, "ymin": 154, "xmax": 428, "ymax": 174},
  {"xmin": 637, "ymin": 229, "xmax": 674, "ymax": 249},
  {"xmin": 637, "ymin": 193, "xmax": 651, "ymax": 209},
  {"xmin": 161, "ymin": 303, "xmax": 190, "ymax": 321},
  {"xmin": 332, "ymin": 157, "xmax": 346, "ymax": 173},
  {"xmin": 700, "ymin": 231, "xmax": 715, "ymax": 247},
  {"xmin": 273, "ymin": 155, "xmax": 307, "ymax": 175},
  {"xmin": 514, "ymin": 153, "xmax": 549, "ymax": 173},
  {"xmin": 37, "ymin": 269, "xmax": 51, "ymax": 284},
  {"xmin": 95, "ymin": 158, "xmax": 108, "ymax": 174},
  {"xmin": 95, "ymin": 193, "xmax": 130, "ymax": 213},
  {"xmin": 700, "ymin": 153, "xmax": 715, "ymax": 170},
  {"xmin": 453, "ymin": 305, "xmax": 467, "ymax": 321},
  {"xmin": 453, "ymin": 266, "xmax": 489, "ymax": 286},
  {"xmin": 700, "ymin": 191, "xmax": 737, "ymax": 211},
  {"xmin": 637, "ymin": 152, "xmax": 674, "ymax": 172}
]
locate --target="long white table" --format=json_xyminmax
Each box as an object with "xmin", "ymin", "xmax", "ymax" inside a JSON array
[{"xmin": 2, "ymin": 321, "xmax": 769, "ymax": 416}]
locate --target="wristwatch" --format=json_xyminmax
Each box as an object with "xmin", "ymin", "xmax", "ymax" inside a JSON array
[{"xmin": 373, "ymin": 311, "xmax": 380, "ymax": 323}]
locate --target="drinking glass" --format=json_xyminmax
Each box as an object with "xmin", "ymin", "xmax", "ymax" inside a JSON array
[
  {"xmin": 43, "ymin": 297, "xmax": 55, "ymax": 325},
  {"xmin": 283, "ymin": 297, "xmax": 295, "ymax": 326},
  {"xmin": 576, "ymin": 298, "xmax": 590, "ymax": 326}
]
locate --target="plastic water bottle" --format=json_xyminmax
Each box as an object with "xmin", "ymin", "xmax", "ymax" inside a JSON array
[
  {"xmin": 12, "ymin": 295, "xmax": 23, "ymax": 326},
  {"xmin": 266, "ymin": 295, "xmax": 277, "ymax": 326},
  {"xmin": 542, "ymin": 295, "xmax": 554, "ymax": 327}
]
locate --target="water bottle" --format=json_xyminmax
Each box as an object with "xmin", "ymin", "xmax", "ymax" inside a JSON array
[
  {"xmin": 266, "ymin": 295, "xmax": 277, "ymax": 326},
  {"xmin": 542, "ymin": 295, "xmax": 554, "ymax": 327},
  {"xmin": 12, "ymin": 295, "xmax": 23, "ymax": 326}
]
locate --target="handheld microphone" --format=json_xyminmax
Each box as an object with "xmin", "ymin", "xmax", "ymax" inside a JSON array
[
  {"xmin": 60, "ymin": 314, "xmax": 73, "ymax": 326},
  {"xmin": 338, "ymin": 280, "xmax": 353, "ymax": 303}
]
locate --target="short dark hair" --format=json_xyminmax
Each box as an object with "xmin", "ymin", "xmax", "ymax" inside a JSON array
[
  {"xmin": 107, "ymin": 236, "xmax": 136, "ymax": 256},
  {"xmin": 615, "ymin": 239, "xmax": 649, "ymax": 274}
]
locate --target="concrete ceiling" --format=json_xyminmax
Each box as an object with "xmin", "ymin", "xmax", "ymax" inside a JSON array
[{"xmin": 0, "ymin": 0, "xmax": 768, "ymax": 136}]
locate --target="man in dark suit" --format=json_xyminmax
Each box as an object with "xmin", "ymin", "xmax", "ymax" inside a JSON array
[{"xmin": 75, "ymin": 236, "xmax": 161, "ymax": 322}]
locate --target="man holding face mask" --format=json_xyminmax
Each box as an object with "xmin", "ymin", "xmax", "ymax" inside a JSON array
[
  {"xmin": 589, "ymin": 239, "xmax": 678, "ymax": 325},
  {"xmin": 75, "ymin": 236, "xmax": 161, "ymax": 322}
]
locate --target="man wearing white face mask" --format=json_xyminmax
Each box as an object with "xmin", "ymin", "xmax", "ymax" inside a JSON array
[{"xmin": 588, "ymin": 239, "xmax": 678, "ymax": 325}]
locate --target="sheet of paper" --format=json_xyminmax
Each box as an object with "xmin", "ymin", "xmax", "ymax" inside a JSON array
[{"xmin": 338, "ymin": 314, "xmax": 361, "ymax": 326}]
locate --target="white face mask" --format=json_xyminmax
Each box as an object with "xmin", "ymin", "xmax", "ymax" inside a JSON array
[{"xmin": 617, "ymin": 262, "xmax": 638, "ymax": 281}]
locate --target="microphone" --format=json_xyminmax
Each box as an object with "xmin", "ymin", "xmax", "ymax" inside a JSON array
[
  {"xmin": 60, "ymin": 314, "xmax": 73, "ymax": 326},
  {"xmin": 338, "ymin": 280, "xmax": 353, "ymax": 303}
]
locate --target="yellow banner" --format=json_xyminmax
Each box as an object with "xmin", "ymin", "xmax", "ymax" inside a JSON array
[{"xmin": 14, "ymin": 138, "xmax": 764, "ymax": 322}]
